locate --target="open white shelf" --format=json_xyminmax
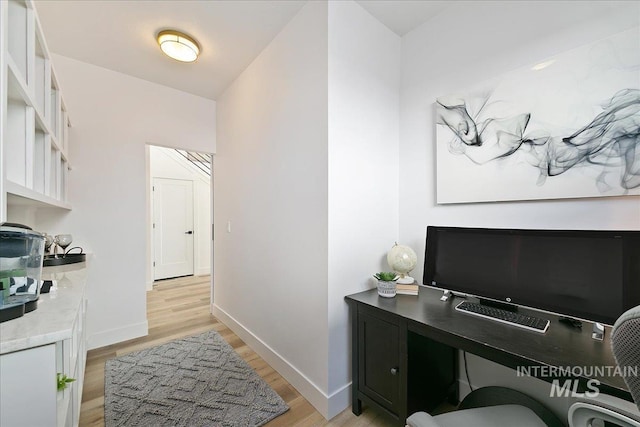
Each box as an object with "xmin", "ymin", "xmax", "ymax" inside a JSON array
[
  {"xmin": 7, "ymin": 0, "xmax": 31, "ymax": 88},
  {"xmin": 6, "ymin": 179, "xmax": 72, "ymax": 210},
  {"xmin": 2, "ymin": 0, "xmax": 72, "ymax": 217}
]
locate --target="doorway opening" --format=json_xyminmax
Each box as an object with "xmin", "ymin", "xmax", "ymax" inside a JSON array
[{"xmin": 146, "ymin": 144, "xmax": 213, "ymax": 293}]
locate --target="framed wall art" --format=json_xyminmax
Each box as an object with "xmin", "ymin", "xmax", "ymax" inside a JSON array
[{"xmin": 436, "ymin": 27, "xmax": 640, "ymax": 204}]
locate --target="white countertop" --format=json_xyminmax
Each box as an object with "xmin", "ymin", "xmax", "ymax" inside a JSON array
[{"xmin": 0, "ymin": 262, "xmax": 88, "ymax": 355}]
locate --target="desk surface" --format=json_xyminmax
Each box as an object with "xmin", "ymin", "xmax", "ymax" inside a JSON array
[{"xmin": 346, "ymin": 287, "xmax": 629, "ymax": 397}]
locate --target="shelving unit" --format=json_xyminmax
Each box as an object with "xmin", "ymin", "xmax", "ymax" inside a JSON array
[{"xmin": 1, "ymin": 0, "xmax": 72, "ymax": 222}]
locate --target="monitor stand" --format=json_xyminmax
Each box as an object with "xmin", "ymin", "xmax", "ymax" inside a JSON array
[{"xmin": 440, "ymin": 290, "xmax": 468, "ymax": 302}]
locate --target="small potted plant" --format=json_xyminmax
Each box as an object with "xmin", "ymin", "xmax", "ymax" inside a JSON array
[{"xmin": 374, "ymin": 272, "xmax": 399, "ymax": 298}]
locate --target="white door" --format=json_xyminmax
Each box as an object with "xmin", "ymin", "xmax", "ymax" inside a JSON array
[{"xmin": 153, "ymin": 178, "xmax": 194, "ymax": 280}]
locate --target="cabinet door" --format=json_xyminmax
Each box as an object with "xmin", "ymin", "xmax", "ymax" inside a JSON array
[
  {"xmin": 358, "ymin": 308, "xmax": 401, "ymax": 414},
  {"xmin": 0, "ymin": 344, "xmax": 57, "ymax": 427}
]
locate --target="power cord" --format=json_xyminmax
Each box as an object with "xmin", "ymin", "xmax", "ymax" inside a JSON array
[{"xmin": 463, "ymin": 351, "xmax": 474, "ymax": 392}]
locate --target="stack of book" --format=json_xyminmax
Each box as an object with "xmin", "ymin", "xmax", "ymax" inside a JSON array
[{"xmin": 396, "ymin": 283, "xmax": 419, "ymax": 296}]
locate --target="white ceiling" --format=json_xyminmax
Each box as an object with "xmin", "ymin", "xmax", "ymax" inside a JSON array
[
  {"xmin": 356, "ymin": 1, "xmax": 449, "ymax": 36},
  {"xmin": 35, "ymin": 0, "xmax": 307, "ymax": 100},
  {"xmin": 35, "ymin": 1, "xmax": 447, "ymax": 101}
]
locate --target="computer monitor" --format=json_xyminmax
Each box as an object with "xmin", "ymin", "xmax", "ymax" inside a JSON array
[{"xmin": 423, "ymin": 226, "xmax": 640, "ymax": 325}]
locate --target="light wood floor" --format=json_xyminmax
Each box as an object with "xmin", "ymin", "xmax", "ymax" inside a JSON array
[{"xmin": 79, "ymin": 275, "xmax": 394, "ymax": 426}]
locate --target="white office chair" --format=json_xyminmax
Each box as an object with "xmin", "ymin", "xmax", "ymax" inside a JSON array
[
  {"xmin": 407, "ymin": 305, "xmax": 640, "ymax": 427},
  {"xmin": 406, "ymin": 386, "xmax": 560, "ymax": 427},
  {"xmin": 568, "ymin": 305, "xmax": 640, "ymax": 427}
]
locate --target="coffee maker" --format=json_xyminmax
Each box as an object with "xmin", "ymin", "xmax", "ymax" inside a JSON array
[{"xmin": 0, "ymin": 223, "xmax": 45, "ymax": 322}]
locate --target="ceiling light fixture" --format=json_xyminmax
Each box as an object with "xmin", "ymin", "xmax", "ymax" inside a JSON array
[{"xmin": 157, "ymin": 30, "xmax": 200, "ymax": 63}]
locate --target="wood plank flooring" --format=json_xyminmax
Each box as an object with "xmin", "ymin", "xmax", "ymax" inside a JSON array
[{"xmin": 79, "ymin": 275, "xmax": 394, "ymax": 426}]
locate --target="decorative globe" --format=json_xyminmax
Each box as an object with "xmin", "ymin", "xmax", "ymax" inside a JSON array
[{"xmin": 387, "ymin": 243, "xmax": 417, "ymax": 284}]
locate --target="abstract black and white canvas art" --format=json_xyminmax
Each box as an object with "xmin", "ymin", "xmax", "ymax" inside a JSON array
[{"xmin": 436, "ymin": 28, "xmax": 640, "ymax": 204}]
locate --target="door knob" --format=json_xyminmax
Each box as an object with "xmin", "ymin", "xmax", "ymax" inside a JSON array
[
  {"xmin": 185, "ymin": 231, "xmax": 193, "ymax": 234},
  {"xmin": 390, "ymin": 367, "xmax": 398, "ymax": 375}
]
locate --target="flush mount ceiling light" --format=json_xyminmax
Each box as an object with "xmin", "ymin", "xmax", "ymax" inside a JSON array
[{"xmin": 157, "ymin": 30, "xmax": 200, "ymax": 63}]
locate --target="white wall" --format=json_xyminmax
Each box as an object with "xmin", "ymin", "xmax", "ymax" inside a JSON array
[
  {"xmin": 149, "ymin": 145, "xmax": 211, "ymax": 287},
  {"xmin": 399, "ymin": 0, "xmax": 640, "ymax": 418},
  {"xmin": 213, "ymin": 0, "xmax": 330, "ymax": 416},
  {"xmin": 32, "ymin": 55, "xmax": 216, "ymax": 349},
  {"xmin": 327, "ymin": 0, "xmax": 400, "ymax": 416},
  {"xmin": 214, "ymin": 1, "xmax": 401, "ymax": 418}
]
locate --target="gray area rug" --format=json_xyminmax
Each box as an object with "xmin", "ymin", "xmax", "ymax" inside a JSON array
[{"xmin": 105, "ymin": 330, "xmax": 289, "ymax": 426}]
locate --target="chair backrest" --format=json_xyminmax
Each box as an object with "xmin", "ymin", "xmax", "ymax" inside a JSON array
[
  {"xmin": 569, "ymin": 306, "xmax": 640, "ymax": 427},
  {"xmin": 611, "ymin": 305, "xmax": 640, "ymax": 411}
]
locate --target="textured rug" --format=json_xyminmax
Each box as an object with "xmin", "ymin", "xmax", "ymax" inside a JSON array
[{"xmin": 105, "ymin": 330, "xmax": 289, "ymax": 426}]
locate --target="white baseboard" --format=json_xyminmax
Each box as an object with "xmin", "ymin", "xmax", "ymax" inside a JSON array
[
  {"xmin": 146, "ymin": 280, "xmax": 153, "ymax": 292},
  {"xmin": 87, "ymin": 320, "xmax": 148, "ymax": 350},
  {"xmin": 196, "ymin": 267, "xmax": 211, "ymax": 276},
  {"xmin": 212, "ymin": 304, "xmax": 351, "ymax": 420},
  {"xmin": 327, "ymin": 382, "xmax": 351, "ymax": 419}
]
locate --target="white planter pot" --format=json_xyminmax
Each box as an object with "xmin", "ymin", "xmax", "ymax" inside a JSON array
[{"xmin": 377, "ymin": 280, "xmax": 397, "ymax": 298}]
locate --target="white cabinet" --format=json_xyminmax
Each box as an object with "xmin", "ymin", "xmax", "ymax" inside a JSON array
[
  {"xmin": 0, "ymin": 264, "xmax": 88, "ymax": 427},
  {"xmin": 0, "ymin": 344, "xmax": 57, "ymax": 426},
  {"xmin": 1, "ymin": 0, "xmax": 72, "ymax": 222},
  {"xmin": 55, "ymin": 301, "xmax": 88, "ymax": 427},
  {"xmin": 0, "ymin": 311, "xmax": 86, "ymax": 427}
]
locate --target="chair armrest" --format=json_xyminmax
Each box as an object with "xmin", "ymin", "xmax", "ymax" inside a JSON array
[
  {"xmin": 570, "ymin": 394, "xmax": 640, "ymax": 423},
  {"xmin": 406, "ymin": 412, "xmax": 442, "ymax": 427}
]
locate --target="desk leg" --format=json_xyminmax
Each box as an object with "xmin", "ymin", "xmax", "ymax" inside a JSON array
[
  {"xmin": 351, "ymin": 303, "xmax": 362, "ymax": 416},
  {"xmin": 352, "ymin": 398, "xmax": 362, "ymax": 416}
]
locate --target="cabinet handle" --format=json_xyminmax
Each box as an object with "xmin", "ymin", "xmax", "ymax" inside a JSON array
[{"xmin": 390, "ymin": 367, "xmax": 398, "ymax": 375}]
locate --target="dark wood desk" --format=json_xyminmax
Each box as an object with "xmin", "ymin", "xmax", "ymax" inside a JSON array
[{"xmin": 346, "ymin": 287, "xmax": 631, "ymax": 425}]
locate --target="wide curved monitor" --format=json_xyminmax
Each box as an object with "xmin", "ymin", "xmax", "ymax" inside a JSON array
[{"xmin": 423, "ymin": 226, "xmax": 640, "ymax": 325}]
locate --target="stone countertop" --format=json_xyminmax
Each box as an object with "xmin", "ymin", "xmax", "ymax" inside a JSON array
[{"xmin": 0, "ymin": 262, "xmax": 88, "ymax": 355}]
